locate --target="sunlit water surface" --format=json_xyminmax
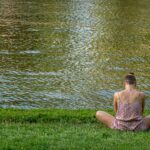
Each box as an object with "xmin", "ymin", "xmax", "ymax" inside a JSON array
[{"xmin": 0, "ymin": 0, "xmax": 150, "ymax": 109}]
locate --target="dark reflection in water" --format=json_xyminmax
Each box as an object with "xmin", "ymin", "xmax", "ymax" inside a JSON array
[{"xmin": 0, "ymin": 0, "xmax": 150, "ymax": 109}]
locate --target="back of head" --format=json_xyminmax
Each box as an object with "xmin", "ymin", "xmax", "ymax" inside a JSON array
[{"xmin": 124, "ymin": 72, "xmax": 136, "ymax": 85}]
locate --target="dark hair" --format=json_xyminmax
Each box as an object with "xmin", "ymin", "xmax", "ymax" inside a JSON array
[{"xmin": 124, "ymin": 72, "xmax": 136, "ymax": 85}]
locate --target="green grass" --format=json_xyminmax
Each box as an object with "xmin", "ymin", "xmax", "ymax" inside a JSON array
[{"xmin": 0, "ymin": 108, "xmax": 150, "ymax": 150}]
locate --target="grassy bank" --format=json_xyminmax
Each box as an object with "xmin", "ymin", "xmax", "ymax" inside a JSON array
[{"xmin": 0, "ymin": 109, "xmax": 150, "ymax": 150}]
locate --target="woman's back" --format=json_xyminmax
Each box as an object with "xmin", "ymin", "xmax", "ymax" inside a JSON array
[
  {"xmin": 114, "ymin": 89, "xmax": 145, "ymax": 130},
  {"xmin": 118, "ymin": 89, "xmax": 143, "ymax": 104}
]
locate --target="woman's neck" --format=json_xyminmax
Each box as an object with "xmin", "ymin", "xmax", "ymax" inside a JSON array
[{"xmin": 125, "ymin": 84, "xmax": 136, "ymax": 91}]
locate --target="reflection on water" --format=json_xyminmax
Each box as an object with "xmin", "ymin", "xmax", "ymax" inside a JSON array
[{"xmin": 0, "ymin": 0, "xmax": 150, "ymax": 109}]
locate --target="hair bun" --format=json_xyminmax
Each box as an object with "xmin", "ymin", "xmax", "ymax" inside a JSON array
[{"xmin": 128, "ymin": 72, "xmax": 135, "ymax": 76}]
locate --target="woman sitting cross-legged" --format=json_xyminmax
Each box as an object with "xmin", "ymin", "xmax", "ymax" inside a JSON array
[{"xmin": 96, "ymin": 73, "xmax": 150, "ymax": 131}]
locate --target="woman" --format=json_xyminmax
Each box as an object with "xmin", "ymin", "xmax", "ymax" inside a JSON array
[{"xmin": 96, "ymin": 73, "xmax": 150, "ymax": 131}]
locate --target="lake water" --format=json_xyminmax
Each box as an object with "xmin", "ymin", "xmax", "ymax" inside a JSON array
[{"xmin": 0, "ymin": 0, "xmax": 150, "ymax": 109}]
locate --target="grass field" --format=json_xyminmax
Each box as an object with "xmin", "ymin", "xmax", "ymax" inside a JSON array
[{"xmin": 0, "ymin": 108, "xmax": 150, "ymax": 150}]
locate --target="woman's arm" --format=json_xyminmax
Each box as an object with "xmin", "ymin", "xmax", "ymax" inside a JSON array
[{"xmin": 113, "ymin": 92, "xmax": 118, "ymax": 113}]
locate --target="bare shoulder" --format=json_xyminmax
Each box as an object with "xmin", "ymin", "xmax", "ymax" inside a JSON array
[
  {"xmin": 114, "ymin": 91, "xmax": 119, "ymax": 97},
  {"xmin": 114, "ymin": 92, "xmax": 118, "ymax": 96},
  {"xmin": 114, "ymin": 91, "xmax": 123, "ymax": 98},
  {"xmin": 139, "ymin": 91, "xmax": 146, "ymax": 99}
]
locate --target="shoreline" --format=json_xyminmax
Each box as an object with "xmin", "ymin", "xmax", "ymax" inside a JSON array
[{"xmin": 0, "ymin": 108, "xmax": 100, "ymax": 123}]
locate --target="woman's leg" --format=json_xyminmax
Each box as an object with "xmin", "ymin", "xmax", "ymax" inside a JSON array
[
  {"xmin": 143, "ymin": 115, "xmax": 150, "ymax": 130},
  {"xmin": 96, "ymin": 111, "xmax": 115, "ymax": 128}
]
